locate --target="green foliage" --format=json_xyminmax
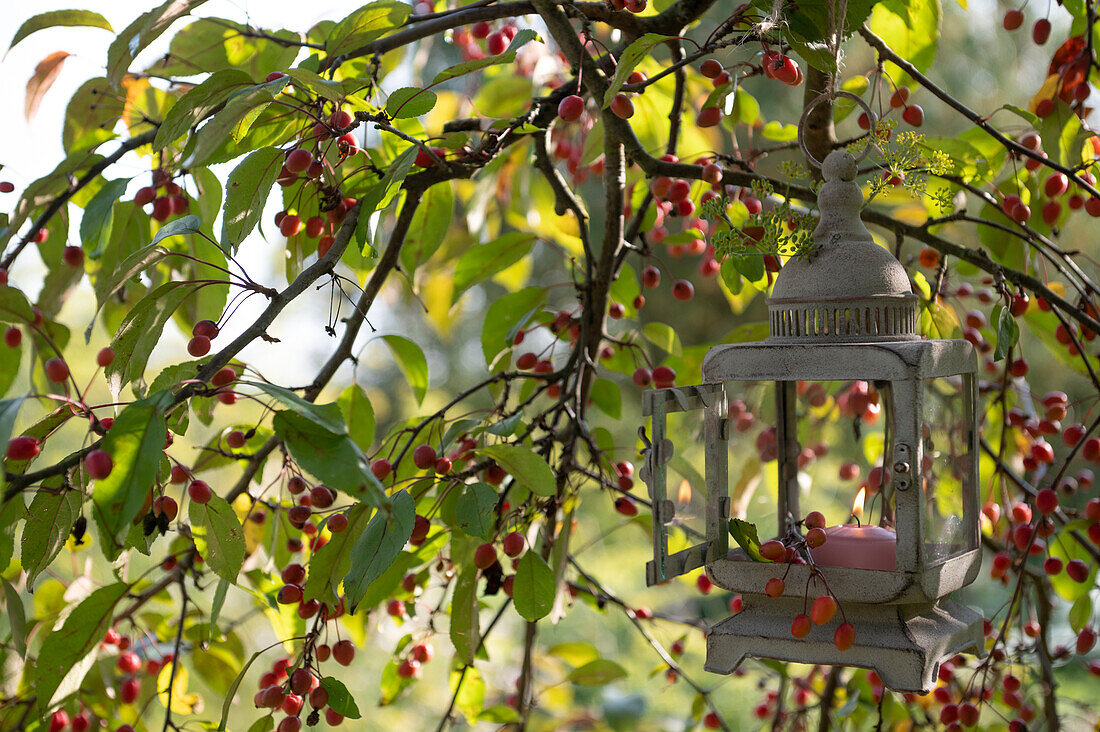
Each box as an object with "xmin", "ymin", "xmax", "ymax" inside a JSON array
[
  {"xmin": 90, "ymin": 392, "xmax": 170, "ymax": 551},
  {"xmin": 342, "ymin": 490, "xmax": 415, "ymax": 610},
  {"xmin": 2, "ymin": 0, "xmax": 1100, "ymax": 728}
]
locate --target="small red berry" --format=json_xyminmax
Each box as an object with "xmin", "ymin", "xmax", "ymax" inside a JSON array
[
  {"xmin": 44, "ymin": 357, "xmax": 69, "ymax": 383},
  {"xmin": 85, "ymin": 449, "xmax": 113, "ymax": 480},
  {"xmin": 188, "ymin": 480, "xmax": 212, "ymax": 504}
]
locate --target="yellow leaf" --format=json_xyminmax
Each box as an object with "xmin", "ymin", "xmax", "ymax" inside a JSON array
[
  {"xmin": 25, "ymin": 51, "xmax": 71, "ymax": 121},
  {"xmin": 157, "ymin": 664, "xmax": 203, "ymax": 715},
  {"xmin": 1028, "ymin": 74, "xmax": 1060, "ymax": 114}
]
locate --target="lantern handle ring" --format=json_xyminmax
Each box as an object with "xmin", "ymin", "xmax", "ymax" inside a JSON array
[{"xmin": 798, "ymin": 91, "xmax": 876, "ymax": 169}]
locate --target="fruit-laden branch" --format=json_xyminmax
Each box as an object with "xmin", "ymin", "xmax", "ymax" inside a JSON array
[
  {"xmin": 569, "ymin": 557, "xmax": 733, "ymax": 731},
  {"xmin": 859, "ymin": 26, "xmax": 1100, "ymax": 201},
  {"xmin": 317, "ymin": 0, "xmax": 718, "ymax": 73},
  {"xmin": 980, "ymin": 437, "xmax": 1100, "ymax": 563},
  {"xmin": 0, "ymin": 129, "xmax": 158, "ymax": 270}
]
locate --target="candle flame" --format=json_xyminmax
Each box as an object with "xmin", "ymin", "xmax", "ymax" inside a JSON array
[
  {"xmin": 851, "ymin": 487, "xmax": 867, "ymax": 519},
  {"xmin": 677, "ymin": 479, "xmax": 692, "ymax": 505}
]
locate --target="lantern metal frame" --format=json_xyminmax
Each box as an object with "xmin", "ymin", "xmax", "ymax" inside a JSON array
[{"xmin": 640, "ymin": 149, "xmax": 985, "ymax": 693}]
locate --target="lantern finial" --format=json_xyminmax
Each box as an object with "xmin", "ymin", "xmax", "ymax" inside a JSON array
[{"xmin": 766, "ymin": 150, "xmax": 919, "ymax": 343}]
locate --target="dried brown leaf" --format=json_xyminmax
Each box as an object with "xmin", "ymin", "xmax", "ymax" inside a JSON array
[{"xmin": 25, "ymin": 51, "xmax": 71, "ymax": 122}]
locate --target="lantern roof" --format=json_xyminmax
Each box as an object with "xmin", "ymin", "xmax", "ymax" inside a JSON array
[{"xmin": 766, "ymin": 150, "xmax": 919, "ymax": 344}]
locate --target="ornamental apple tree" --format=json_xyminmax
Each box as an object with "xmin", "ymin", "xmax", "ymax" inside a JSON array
[{"xmin": 0, "ymin": 0, "xmax": 1099, "ymax": 730}]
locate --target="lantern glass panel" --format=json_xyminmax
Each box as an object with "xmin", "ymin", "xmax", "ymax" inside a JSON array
[
  {"xmin": 662, "ymin": 408, "xmax": 710, "ymax": 545},
  {"xmin": 724, "ymin": 380, "xmax": 777, "ymax": 535},
  {"xmin": 794, "ymin": 380, "xmax": 893, "ymax": 528},
  {"xmin": 921, "ymin": 376, "xmax": 977, "ymax": 563}
]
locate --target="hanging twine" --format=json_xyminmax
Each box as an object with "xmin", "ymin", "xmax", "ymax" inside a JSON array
[{"xmin": 824, "ymin": 0, "xmax": 849, "ymax": 97}]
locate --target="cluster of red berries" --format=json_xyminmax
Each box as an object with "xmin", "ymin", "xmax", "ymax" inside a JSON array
[
  {"xmin": 1002, "ymin": 134, "xmax": 1100, "ymax": 224},
  {"xmin": 758, "ymin": 513, "xmax": 858, "ymax": 650},
  {"xmin": 268, "ymin": 106, "xmax": 366, "ymax": 257},
  {"xmin": 134, "ymin": 169, "xmax": 191, "ymax": 223},
  {"xmin": 452, "ymin": 22, "xmax": 520, "ymax": 60},
  {"xmin": 547, "ymin": 116, "xmax": 606, "ymax": 186},
  {"xmin": 859, "ymin": 86, "xmax": 924, "ymax": 129},
  {"xmin": 253, "ymin": 655, "xmax": 348, "ymax": 730}
]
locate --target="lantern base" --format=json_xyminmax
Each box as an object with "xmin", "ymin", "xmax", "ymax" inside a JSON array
[{"xmin": 705, "ymin": 595, "xmax": 983, "ymax": 693}]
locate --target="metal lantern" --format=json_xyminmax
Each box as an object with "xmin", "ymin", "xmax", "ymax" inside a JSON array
[{"xmin": 640, "ymin": 149, "xmax": 984, "ymax": 693}]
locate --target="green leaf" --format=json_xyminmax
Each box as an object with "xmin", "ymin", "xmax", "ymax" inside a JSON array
[
  {"xmin": 450, "ymin": 563, "xmax": 479, "ymax": 663},
  {"xmin": 589, "ymin": 379, "xmax": 621, "ymax": 419},
  {"xmin": 0, "ymin": 398, "xmax": 25, "ymax": 497},
  {"xmin": 107, "ymin": 280, "xmax": 201, "ymax": 385},
  {"xmin": 0, "ymin": 285, "xmax": 37, "ymax": 324},
  {"xmin": 919, "ymin": 300, "xmax": 961, "ymax": 339},
  {"xmin": 768, "ymin": 0, "xmax": 877, "ymax": 43},
  {"xmin": 430, "ymin": 30, "xmax": 539, "ymax": 85},
  {"xmin": 513, "ymin": 551, "xmax": 554, "ymax": 621},
  {"xmin": 355, "ymin": 531, "xmax": 446, "ymax": 610},
  {"xmin": 568, "ymin": 659, "xmax": 628, "ymax": 686},
  {"xmin": 0, "ymin": 339, "xmax": 18, "ymax": 398},
  {"xmin": 246, "ymin": 718, "xmax": 273, "ymax": 732},
  {"xmin": 35, "ymin": 583, "xmax": 128, "ymax": 709},
  {"xmin": 320, "ymin": 677, "xmax": 362, "ymax": 719},
  {"xmin": 90, "ymin": 393, "xmax": 169, "ymax": 550},
  {"xmin": 868, "ymin": 0, "xmax": 941, "ymax": 84},
  {"xmin": 2, "ymin": 579, "xmax": 27, "ymax": 657},
  {"xmin": 8, "ymin": 10, "xmax": 112, "ymax": 52},
  {"xmin": 208, "ymin": 578, "xmax": 230, "ymax": 639},
  {"xmin": 455, "ymin": 482, "xmax": 499, "ymax": 540},
  {"xmin": 86, "ymin": 244, "xmax": 170, "ymax": 340},
  {"xmin": 386, "ymin": 87, "xmax": 437, "ymax": 119},
  {"xmin": 761, "ymin": 121, "xmax": 799, "ymax": 142},
  {"xmin": 239, "ymin": 380, "xmax": 347, "ymax": 434},
  {"xmin": 63, "ymin": 77, "xmax": 123, "ymax": 151},
  {"xmin": 451, "ymin": 665, "xmax": 486, "ymax": 724},
  {"xmin": 381, "ymin": 335, "xmax": 429, "ymax": 405},
  {"xmin": 283, "ymin": 68, "xmax": 349, "ymax": 101},
  {"xmin": 452, "ymin": 233, "xmax": 536, "ymax": 303},
  {"xmin": 481, "ymin": 286, "xmax": 545, "ymax": 366},
  {"xmin": 400, "ymin": 181, "xmax": 453, "ymax": 274},
  {"xmin": 147, "ymin": 17, "xmax": 298, "ymax": 79},
  {"xmin": 185, "ymin": 77, "xmax": 289, "ymax": 167},
  {"xmin": 326, "ymin": 1, "xmax": 411, "ymax": 57},
  {"xmin": 78, "ymin": 178, "xmax": 129, "ymax": 253},
  {"xmin": 272, "ymin": 411, "xmax": 382, "ymax": 502},
  {"xmin": 22, "ymin": 490, "xmax": 81, "ymax": 587},
  {"xmin": 221, "ymin": 146, "xmax": 283, "ymax": 250},
  {"xmin": 479, "ymin": 444, "xmax": 554, "ymax": 497},
  {"xmin": 303, "ymin": 504, "xmax": 371, "ymax": 605},
  {"xmin": 189, "ymin": 494, "xmax": 247, "ymax": 582},
  {"xmin": 359, "ymin": 146, "xmax": 418, "ymax": 225},
  {"xmin": 339, "ymin": 384, "xmax": 375, "ymax": 452},
  {"xmin": 478, "ymin": 706, "xmax": 521, "ymax": 723},
  {"xmin": 107, "ymin": 0, "xmax": 210, "ymax": 87},
  {"xmin": 642, "ymin": 322, "xmax": 682, "ymax": 356},
  {"xmin": 343, "ymin": 490, "xmax": 415, "ymax": 611},
  {"xmin": 151, "ymin": 214, "xmax": 204, "ymax": 246},
  {"xmin": 0, "ymin": 495, "xmax": 23, "ymax": 573},
  {"xmin": 217, "ymin": 646, "xmax": 269, "ymax": 730},
  {"xmin": 1068, "ymin": 594, "xmax": 1092, "ymax": 634},
  {"xmin": 154, "ymin": 69, "xmax": 254, "ymax": 149},
  {"xmin": 603, "ymin": 34, "xmax": 669, "ymax": 107},
  {"xmin": 1039, "ymin": 99, "xmax": 1091, "ymax": 167},
  {"xmin": 993, "ymin": 306, "xmax": 1019, "ymax": 361},
  {"xmin": 728, "ymin": 518, "xmax": 765, "ymax": 561},
  {"xmin": 472, "ymin": 76, "xmax": 533, "ymax": 118}
]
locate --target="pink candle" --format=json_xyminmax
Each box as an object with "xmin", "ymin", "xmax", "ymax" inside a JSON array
[{"xmin": 810, "ymin": 524, "xmax": 897, "ymax": 571}]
